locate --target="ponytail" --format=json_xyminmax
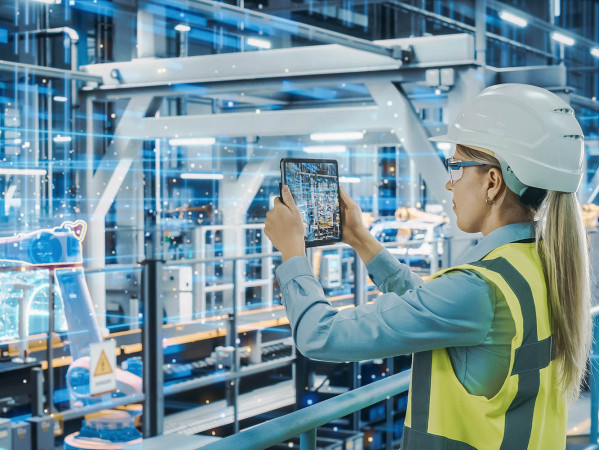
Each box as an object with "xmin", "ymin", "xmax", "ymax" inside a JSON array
[{"xmin": 535, "ymin": 191, "xmax": 592, "ymax": 401}]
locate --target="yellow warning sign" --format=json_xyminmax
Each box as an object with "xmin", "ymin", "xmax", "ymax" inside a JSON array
[{"xmin": 93, "ymin": 350, "xmax": 113, "ymax": 376}]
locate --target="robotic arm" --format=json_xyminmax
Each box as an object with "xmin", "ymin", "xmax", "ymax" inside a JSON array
[{"xmin": 0, "ymin": 221, "xmax": 142, "ymax": 407}]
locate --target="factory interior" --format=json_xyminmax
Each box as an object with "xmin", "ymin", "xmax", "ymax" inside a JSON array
[{"xmin": 0, "ymin": 0, "xmax": 598, "ymax": 449}]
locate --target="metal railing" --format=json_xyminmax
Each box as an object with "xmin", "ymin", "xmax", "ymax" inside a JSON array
[{"xmin": 201, "ymin": 369, "xmax": 411, "ymax": 449}]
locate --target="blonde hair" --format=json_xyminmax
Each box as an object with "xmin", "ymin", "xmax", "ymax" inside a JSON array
[
  {"xmin": 536, "ymin": 192, "xmax": 592, "ymax": 401},
  {"xmin": 457, "ymin": 144, "xmax": 592, "ymax": 401}
]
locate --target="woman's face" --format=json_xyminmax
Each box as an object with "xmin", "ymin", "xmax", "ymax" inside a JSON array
[{"xmin": 445, "ymin": 146, "xmax": 489, "ymax": 234}]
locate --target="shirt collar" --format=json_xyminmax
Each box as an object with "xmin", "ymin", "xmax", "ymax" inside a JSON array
[{"xmin": 457, "ymin": 221, "xmax": 537, "ymax": 264}]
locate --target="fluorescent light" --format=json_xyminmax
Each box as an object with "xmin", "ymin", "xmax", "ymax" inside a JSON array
[
  {"xmin": 436, "ymin": 142, "xmax": 452, "ymax": 151},
  {"xmin": 53, "ymin": 135, "xmax": 72, "ymax": 143},
  {"xmin": 33, "ymin": 0, "xmax": 59, "ymax": 4},
  {"xmin": 303, "ymin": 145, "xmax": 347, "ymax": 154},
  {"xmin": 247, "ymin": 37, "xmax": 272, "ymax": 49},
  {"xmin": 339, "ymin": 176, "xmax": 361, "ymax": 183},
  {"xmin": 11, "ymin": 139, "xmax": 21, "ymax": 145},
  {"xmin": 310, "ymin": 132, "xmax": 364, "ymax": 141},
  {"xmin": 551, "ymin": 32, "xmax": 575, "ymax": 46},
  {"xmin": 591, "ymin": 48, "xmax": 599, "ymax": 58},
  {"xmin": 169, "ymin": 137, "xmax": 216, "ymax": 146},
  {"xmin": 181, "ymin": 173, "xmax": 224, "ymax": 180},
  {"xmin": 175, "ymin": 24, "xmax": 191, "ymax": 32},
  {"xmin": 499, "ymin": 11, "xmax": 528, "ymax": 27},
  {"xmin": 53, "ymin": 96, "xmax": 68, "ymax": 102},
  {"xmin": 0, "ymin": 168, "xmax": 47, "ymax": 176}
]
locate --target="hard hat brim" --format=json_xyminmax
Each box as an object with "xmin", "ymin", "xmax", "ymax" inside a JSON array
[{"xmin": 429, "ymin": 135, "xmax": 496, "ymax": 157}]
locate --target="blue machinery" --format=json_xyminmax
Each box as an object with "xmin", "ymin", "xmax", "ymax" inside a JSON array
[{"xmin": 0, "ymin": 222, "xmax": 143, "ymax": 448}]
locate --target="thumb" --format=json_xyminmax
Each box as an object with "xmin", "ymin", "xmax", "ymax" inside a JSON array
[
  {"xmin": 282, "ymin": 185, "xmax": 299, "ymax": 213},
  {"xmin": 339, "ymin": 186, "xmax": 353, "ymax": 207}
]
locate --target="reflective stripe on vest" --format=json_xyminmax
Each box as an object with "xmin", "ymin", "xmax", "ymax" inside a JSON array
[{"xmin": 402, "ymin": 244, "xmax": 563, "ymax": 450}]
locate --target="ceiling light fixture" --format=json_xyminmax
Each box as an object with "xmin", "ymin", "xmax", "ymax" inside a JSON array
[
  {"xmin": 551, "ymin": 32, "xmax": 575, "ymax": 46},
  {"xmin": 498, "ymin": 11, "xmax": 528, "ymax": 27},
  {"xmin": 169, "ymin": 137, "xmax": 216, "ymax": 146},
  {"xmin": 0, "ymin": 168, "xmax": 47, "ymax": 176},
  {"xmin": 303, "ymin": 145, "xmax": 347, "ymax": 154},
  {"xmin": 310, "ymin": 132, "xmax": 364, "ymax": 141},
  {"xmin": 181, "ymin": 173, "xmax": 224, "ymax": 180},
  {"xmin": 247, "ymin": 37, "xmax": 272, "ymax": 49}
]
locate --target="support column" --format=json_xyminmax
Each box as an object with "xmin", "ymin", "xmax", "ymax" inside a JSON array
[
  {"xmin": 84, "ymin": 95, "xmax": 158, "ymax": 329},
  {"xmin": 137, "ymin": 5, "xmax": 167, "ymax": 59},
  {"xmin": 475, "ymin": 0, "xmax": 487, "ymax": 66}
]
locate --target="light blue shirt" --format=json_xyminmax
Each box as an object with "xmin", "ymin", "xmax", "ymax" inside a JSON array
[{"xmin": 275, "ymin": 222, "xmax": 537, "ymax": 398}]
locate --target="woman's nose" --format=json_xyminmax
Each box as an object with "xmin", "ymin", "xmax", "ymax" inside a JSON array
[{"xmin": 445, "ymin": 179, "xmax": 452, "ymax": 191}]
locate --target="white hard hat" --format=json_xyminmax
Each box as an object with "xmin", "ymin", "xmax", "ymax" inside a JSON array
[{"xmin": 430, "ymin": 83, "xmax": 584, "ymax": 193}]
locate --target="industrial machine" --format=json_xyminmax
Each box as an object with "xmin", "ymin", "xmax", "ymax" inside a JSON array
[{"xmin": 0, "ymin": 222, "xmax": 143, "ymax": 449}]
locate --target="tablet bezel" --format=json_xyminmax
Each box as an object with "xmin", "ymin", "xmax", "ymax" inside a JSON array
[{"xmin": 280, "ymin": 158, "xmax": 343, "ymax": 248}]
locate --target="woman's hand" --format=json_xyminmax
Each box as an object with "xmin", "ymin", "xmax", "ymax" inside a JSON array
[
  {"xmin": 339, "ymin": 186, "xmax": 369, "ymax": 246},
  {"xmin": 264, "ymin": 185, "xmax": 306, "ymax": 261}
]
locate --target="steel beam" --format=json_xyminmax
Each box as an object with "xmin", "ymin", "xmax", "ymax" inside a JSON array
[
  {"xmin": 0, "ymin": 60, "xmax": 103, "ymax": 83},
  {"xmin": 120, "ymin": 105, "xmax": 394, "ymax": 139},
  {"xmin": 80, "ymin": 34, "xmax": 475, "ymax": 91},
  {"xmin": 365, "ymin": 80, "xmax": 452, "ymax": 214},
  {"xmin": 82, "ymin": 43, "xmax": 402, "ymax": 88}
]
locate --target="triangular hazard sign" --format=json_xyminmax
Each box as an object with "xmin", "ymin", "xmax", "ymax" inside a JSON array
[{"xmin": 94, "ymin": 350, "xmax": 113, "ymax": 376}]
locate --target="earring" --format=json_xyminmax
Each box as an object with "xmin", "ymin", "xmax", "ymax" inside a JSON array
[{"xmin": 486, "ymin": 197, "xmax": 495, "ymax": 205}]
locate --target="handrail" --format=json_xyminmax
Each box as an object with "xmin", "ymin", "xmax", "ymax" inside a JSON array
[{"xmin": 202, "ymin": 369, "xmax": 411, "ymax": 449}]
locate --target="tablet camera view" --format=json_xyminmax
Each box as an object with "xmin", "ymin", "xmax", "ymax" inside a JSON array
[{"xmin": 283, "ymin": 161, "xmax": 341, "ymax": 244}]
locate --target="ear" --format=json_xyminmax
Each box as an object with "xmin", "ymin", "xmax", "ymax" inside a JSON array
[{"xmin": 486, "ymin": 167, "xmax": 505, "ymax": 202}]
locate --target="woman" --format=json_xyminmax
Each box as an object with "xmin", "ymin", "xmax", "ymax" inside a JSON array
[{"xmin": 264, "ymin": 84, "xmax": 591, "ymax": 449}]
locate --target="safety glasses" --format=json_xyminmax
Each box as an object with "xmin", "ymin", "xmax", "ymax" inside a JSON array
[{"xmin": 445, "ymin": 158, "xmax": 490, "ymax": 186}]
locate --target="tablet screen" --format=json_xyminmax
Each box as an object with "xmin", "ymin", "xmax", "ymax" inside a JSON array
[{"xmin": 281, "ymin": 159, "xmax": 342, "ymax": 247}]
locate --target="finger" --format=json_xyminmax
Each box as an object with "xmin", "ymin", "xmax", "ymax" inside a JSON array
[
  {"xmin": 281, "ymin": 186, "xmax": 300, "ymax": 213},
  {"xmin": 339, "ymin": 186, "xmax": 353, "ymax": 207},
  {"xmin": 339, "ymin": 186, "xmax": 348, "ymax": 205},
  {"xmin": 273, "ymin": 196, "xmax": 283, "ymax": 206}
]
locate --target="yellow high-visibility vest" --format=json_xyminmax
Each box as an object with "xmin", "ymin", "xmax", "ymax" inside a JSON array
[{"xmin": 403, "ymin": 241, "xmax": 566, "ymax": 449}]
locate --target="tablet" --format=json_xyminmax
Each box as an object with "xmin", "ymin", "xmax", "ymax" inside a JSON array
[{"xmin": 280, "ymin": 158, "xmax": 342, "ymax": 247}]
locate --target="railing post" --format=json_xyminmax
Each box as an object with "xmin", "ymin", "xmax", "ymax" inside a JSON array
[
  {"xmin": 354, "ymin": 250, "xmax": 366, "ymax": 307},
  {"xmin": 386, "ymin": 357, "xmax": 394, "ymax": 449},
  {"xmin": 262, "ymin": 226, "xmax": 273, "ymax": 308},
  {"xmin": 142, "ymin": 258, "xmax": 164, "ymax": 438},
  {"xmin": 192, "ymin": 227, "xmax": 208, "ymax": 319},
  {"xmin": 430, "ymin": 238, "xmax": 439, "ymax": 275},
  {"xmin": 231, "ymin": 260, "xmax": 240, "ymax": 434},
  {"xmin": 299, "ymin": 428, "xmax": 316, "ymax": 450},
  {"xmin": 46, "ymin": 269, "xmax": 55, "ymax": 414},
  {"xmin": 31, "ymin": 367, "xmax": 45, "ymax": 417}
]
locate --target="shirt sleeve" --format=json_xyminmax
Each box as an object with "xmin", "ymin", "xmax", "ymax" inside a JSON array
[
  {"xmin": 365, "ymin": 247, "xmax": 425, "ymax": 294},
  {"xmin": 275, "ymin": 255, "xmax": 495, "ymax": 362}
]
